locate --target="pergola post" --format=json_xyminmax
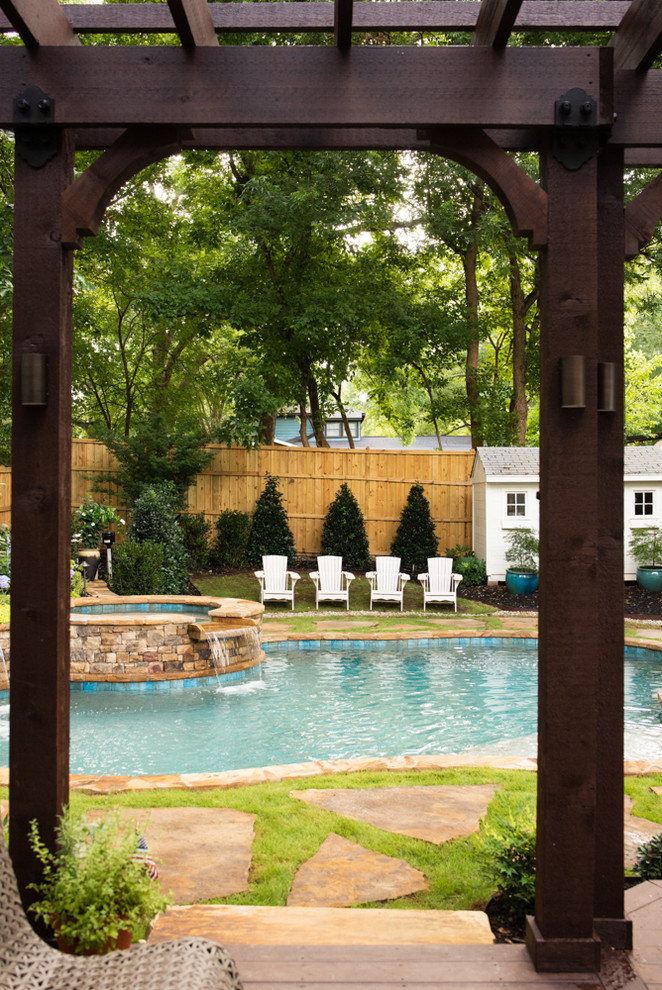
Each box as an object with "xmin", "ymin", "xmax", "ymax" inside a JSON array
[
  {"xmin": 8, "ymin": 129, "xmax": 75, "ymax": 910},
  {"xmin": 526, "ymin": 144, "xmax": 628, "ymax": 971}
]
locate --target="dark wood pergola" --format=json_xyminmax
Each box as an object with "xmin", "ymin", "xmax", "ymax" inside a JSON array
[{"xmin": 4, "ymin": 0, "xmax": 662, "ymax": 975}]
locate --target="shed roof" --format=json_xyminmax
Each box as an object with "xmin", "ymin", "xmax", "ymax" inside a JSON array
[{"xmin": 473, "ymin": 446, "xmax": 662, "ymax": 478}]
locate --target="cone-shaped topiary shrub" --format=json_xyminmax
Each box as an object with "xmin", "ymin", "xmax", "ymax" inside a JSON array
[
  {"xmin": 246, "ymin": 474, "xmax": 296, "ymax": 566},
  {"xmin": 320, "ymin": 482, "xmax": 370, "ymax": 570},
  {"xmin": 390, "ymin": 482, "xmax": 438, "ymax": 574}
]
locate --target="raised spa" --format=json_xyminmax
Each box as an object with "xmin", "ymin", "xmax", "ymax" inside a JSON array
[{"xmin": 0, "ymin": 596, "xmax": 265, "ymax": 690}]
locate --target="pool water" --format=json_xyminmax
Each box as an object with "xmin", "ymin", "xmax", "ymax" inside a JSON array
[{"xmin": 1, "ymin": 639, "xmax": 661, "ymax": 775}]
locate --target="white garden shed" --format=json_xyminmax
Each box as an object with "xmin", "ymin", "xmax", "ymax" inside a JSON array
[{"xmin": 471, "ymin": 446, "xmax": 662, "ymax": 583}]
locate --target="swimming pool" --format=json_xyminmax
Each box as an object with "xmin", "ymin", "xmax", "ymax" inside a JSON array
[{"xmin": 1, "ymin": 638, "xmax": 661, "ymax": 775}]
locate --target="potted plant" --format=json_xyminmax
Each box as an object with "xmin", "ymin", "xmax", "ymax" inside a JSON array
[
  {"xmin": 504, "ymin": 527, "xmax": 539, "ymax": 594},
  {"xmin": 73, "ymin": 495, "xmax": 120, "ymax": 581},
  {"xmin": 28, "ymin": 808, "xmax": 170, "ymax": 955},
  {"xmin": 629, "ymin": 526, "xmax": 662, "ymax": 591}
]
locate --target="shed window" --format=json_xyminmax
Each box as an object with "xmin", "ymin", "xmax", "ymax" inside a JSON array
[
  {"xmin": 634, "ymin": 491, "xmax": 654, "ymax": 516},
  {"xmin": 506, "ymin": 492, "xmax": 526, "ymax": 517}
]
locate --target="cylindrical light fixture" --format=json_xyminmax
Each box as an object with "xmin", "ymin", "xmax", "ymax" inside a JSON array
[
  {"xmin": 21, "ymin": 353, "xmax": 48, "ymax": 406},
  {"xmin": 597, "ymin": 362, "xmax": 616, "ymax": 412},
  {"xmin": 561, "ymin": 354, "xmax": 586, "ymax": 408}
]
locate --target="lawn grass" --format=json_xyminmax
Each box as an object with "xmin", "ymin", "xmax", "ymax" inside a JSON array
[
  {"xmin": 193, "ymin": 571, "xmax": 496, "ymax": 616},
  {"xmin": 4, "ymin": 769, "xmax": 659, "ymax": 912}
]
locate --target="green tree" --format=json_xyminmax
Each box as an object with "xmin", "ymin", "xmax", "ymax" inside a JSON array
[
  {"xmin": 320, "ymin": 482, "xmax": 370, "ymax": 570},
  {"xmin": 246, "ymin": 474, "xmax": 295, "ymax": 566},
  {"xmin": 97, "ymin": 412, "xmax": 214, "ymax": 509},
  {"xmin": 390, "ymin": 483, "xmax": 439, "ymax": 575}
]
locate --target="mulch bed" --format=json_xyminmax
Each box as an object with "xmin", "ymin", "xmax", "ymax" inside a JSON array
[{"xmin": 459, "ymin": 582, "xmax": 662, "ymax": 620}]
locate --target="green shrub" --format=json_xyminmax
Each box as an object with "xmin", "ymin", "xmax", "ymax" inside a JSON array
[
  {"xmin": 246, "ymin": 475, "xmax": 295, "ymax": 567},
  {"xmin": 211, "ymin": 509, "xmax": 252, "ymax": 569},
  {"xmin": 476, "ymin": 794, "xmax": 536, "ymax": 921},
  {"xmin": 635, "ymin": 832, "xmax": 662, "ymax": 879},
  {"xmin": 445, "ymin": 544, "xmax": 487, "ymax": 587},
  {"xmin": 129, "ymin": 482, "xmax": 188, "ymax": 593},
  {"xmin": 178, "ymin": 512, "xmax": 212, "ymax": 570},
  {"xmin": 109, "ymin": 540, "xmax": 165, "ymax": 595},
  {"xmin": 390, "ymin": 482, "xmax": 438, "ymax": 575},
  {"xmin": 96, "ymin": 413, "xmax": 214, "ymax": 510},
  {"xmin": 504, "ymin": 527, "xmax": 539, "ymax": 573},
  {"xmin": 320, "ymin": 483, "xmax": 370, "ymax": 570}
]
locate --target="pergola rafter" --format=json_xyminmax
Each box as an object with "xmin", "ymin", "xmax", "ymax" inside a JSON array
[{"xmin": 5, "ymin": 1, "xmax": 662, "ymax": 981}]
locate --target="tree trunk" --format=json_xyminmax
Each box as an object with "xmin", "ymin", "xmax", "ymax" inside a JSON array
[
  {"xmin": 463, "ymin": 238, "xmax": 481, "ymax": 447},
  {"xmin": 307, "ymin": 376, "xmax": 329, "ymax": 447},
  {"xmin": 298, "ymin": 399, "xmax": 310, "ymax": 446},
  {"xmin": 509, "ymin": 251, "xmax": 529, "ymax": 444},
  {"xmin": 258, "ymin": 411, "xmax": 276, "ymax": 445},
  {"xmin": 332, "ymin": 388, "xmax": 356, "ymax": 449}
]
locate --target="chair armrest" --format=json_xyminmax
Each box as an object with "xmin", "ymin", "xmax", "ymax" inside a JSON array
[
  {"xmin": 452, "ymin": 573, "xmax": 463, "ymax": 587},
  {"xmin": 399, "ymin": 573, "xmax": 410, "ymax": 583},
  {"xmin": 365, "ymin": 571, "xmax": 376, "ymax": 588},
  {"xmin": 254, "ymin": 571, "xmax": 265, "ymax": 584},
  {"xmin": 419, "ymin": 572, "xmax": 429, "ymax": 591},
  {"xmin": 310, "ymin": 571, "xmax": 320, "ymax": 588},
  {"xmin": 288, "ymin": 571, "xmax": 301, "ymax": 588},
  {"xmin": 342, "ymin": 571, "xmax": 355, "ymax": 583}
]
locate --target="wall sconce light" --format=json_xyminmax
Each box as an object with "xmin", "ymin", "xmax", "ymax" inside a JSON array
[
  {"xmin": 21, "ymin": 353, "xmax": 47, "ymax": 406},
  {"xmin": 560, "ymin": 354, "xmax": 586, "ymax": 408},
  {"xmin": 597, "ymin": 362, "xmax": 616, "ymax": 412}
]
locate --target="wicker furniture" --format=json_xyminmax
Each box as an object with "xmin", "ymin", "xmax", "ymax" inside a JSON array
[{"xmin": 0, "ymin": 832, "xmax": 243, "ymax": 990}]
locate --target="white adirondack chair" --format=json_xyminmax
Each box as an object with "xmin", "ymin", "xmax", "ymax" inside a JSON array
[
  {"xmin": 310, "ymin": 555, "xmax": 355, "ymax": 609},
  {"xmin": 418, "ymin": 557, "xmax": 463, "ymax": 611},
  {"xmin": 254, "ymin": 555, "xmax": 300, "ymax": 610},
  {"xmin": 365, "ymin": 556, "xmax": 410, "ymax": 610}
]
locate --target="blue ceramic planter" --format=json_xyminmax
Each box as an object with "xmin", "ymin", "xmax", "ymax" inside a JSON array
[
  {"xmin": 636, "ymin": 567, "xmax": 662, "ymax": 592},
  {"xmin": 505, "ymin": 570, "xmax": 539, "ymax": 595}
]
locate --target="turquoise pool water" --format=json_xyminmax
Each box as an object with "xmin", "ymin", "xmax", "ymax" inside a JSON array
[
  {"xmin": 71, "ymin": 603, "xmax": 214, "ymax": 617},
  {"xmin": 1, "ymin": 639, "xmax": 661, "ymax": 775}
]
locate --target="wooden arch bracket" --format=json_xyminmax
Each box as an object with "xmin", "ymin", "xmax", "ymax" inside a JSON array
[
  {"xmin": 624, "ymin": 170, "xmax": 662, "ymax": 260},
  {"xmin": 423, "ymin": 127, "xmax": 547, "ymax": 248},
  {"xmin": 61, "ymin": 125, "xmax": 190, "ymax": 248}
]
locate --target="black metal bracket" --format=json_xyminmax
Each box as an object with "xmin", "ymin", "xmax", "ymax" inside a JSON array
[
  {"xmin": 13, "ymin": 86, "xmax": 59, "ymax": 168},
  {"xmin": 552, "ymin": 87, "xmax": 599, "ymax": 171}
]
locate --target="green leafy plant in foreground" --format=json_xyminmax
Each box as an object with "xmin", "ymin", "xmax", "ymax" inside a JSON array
[
  {"xmin": 474, "ymin": 792, "xmax": 537, "ymax": 921},
  {"xmin": 28, "ymin": 808, "xmax": 171, "ymax": 954},
  {"xmin": 635, "ymin": 831, "xmax": 662, "ymax": 879},
  {"xmin": 108, "ymin": 540, "xmax": 165, "ymax": 596}
]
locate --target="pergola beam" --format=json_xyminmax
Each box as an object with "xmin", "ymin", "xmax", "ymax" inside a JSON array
[
  {"xmin": 166, "ymin": 0, "xmax": 218, "ymax": 48},
  {"xmin": 0, "ymin": 46, "xmax": 611, "ymax": 130},
  {"xmin": 609, "ymin": 0, "xmax": 662, "ymax": 71},
  {"xmin": 334, "ymin": 0, "xmax": 353, "ymax": 50},
  {"xmin": 0, "ymin": 0, "xmax": 78, "ymax": 47},
  {"xmin": 472, "ymin": 0, "xmax": 523, "ymax": 47},
  {"xmin": 0, "ymin": 2, "xmax": 633, "ymax": 38}
]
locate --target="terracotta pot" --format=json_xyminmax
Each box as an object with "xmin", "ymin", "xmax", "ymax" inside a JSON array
[{"xmin": 56, "ymin": 927, "xmax": 133, "ymax": 955}]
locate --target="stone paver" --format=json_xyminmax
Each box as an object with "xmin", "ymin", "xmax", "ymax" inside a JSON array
[
  {"xmin": 652, "ymin": 786, "xmax": 662, "ymax": 798},
  {"xmin": 149, "ymin": 904, "xmax": 494, "ymax": 946},
  {"xmin": 291, "ymin": 784, "xmax": 496, "ymax": 844},
  {"xmin": 287, "ymin": 832, "xmax": 428, "ymax": 907},
  {"xmin": 624, "ymin": 796, "xmax": 662, "ymax": 868},
  {"xmin": 91, "ymin": 806, "xmax": 255, "ymax": 903}
]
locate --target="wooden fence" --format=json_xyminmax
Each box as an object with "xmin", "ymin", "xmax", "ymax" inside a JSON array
[{"xmin": 3, "ymin": 441, "xmax": 475, "ymax": 557}]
